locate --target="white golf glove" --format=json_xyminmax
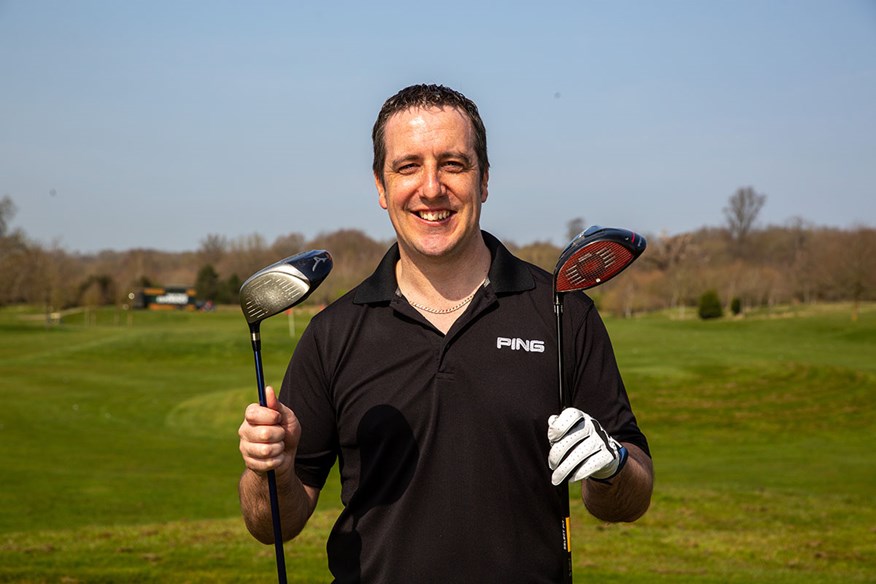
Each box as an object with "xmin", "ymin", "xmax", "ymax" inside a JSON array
[{"xmin": 548, "ymin": 408, "xmax": 628, "ymax": 486}]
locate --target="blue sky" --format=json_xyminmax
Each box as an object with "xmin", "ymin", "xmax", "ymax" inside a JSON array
[{"xmin": 2, "ymin": 0, "xmax": 874, "ymax": 253}]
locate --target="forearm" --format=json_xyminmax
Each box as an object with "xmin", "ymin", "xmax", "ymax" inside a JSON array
[
  {"xmin": 581, "ymin": 443, "xmax": 653, "ymax": 522},
  {"xmin": 239, "ymin": 466, "xmax": 316, "ymax": 544}
]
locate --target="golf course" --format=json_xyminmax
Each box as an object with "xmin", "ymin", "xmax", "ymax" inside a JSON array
[{"xmin": 0, "ymin": 302, "xmax": 873, "ymax": 583}]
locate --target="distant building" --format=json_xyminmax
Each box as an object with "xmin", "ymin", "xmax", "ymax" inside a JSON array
[{"xmin": 132, "ymin": 286, "xmax": 198, "ymax": 311}]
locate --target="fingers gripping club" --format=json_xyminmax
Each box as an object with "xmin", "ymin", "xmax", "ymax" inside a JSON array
[{"xmin": 548, "ymin": 408, "xmax": 628, "ymax": 486}]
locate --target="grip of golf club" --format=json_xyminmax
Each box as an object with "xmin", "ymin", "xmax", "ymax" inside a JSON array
[{"xmin": 252, "ymin": 346, "xmax": 288, "ymax": 584}]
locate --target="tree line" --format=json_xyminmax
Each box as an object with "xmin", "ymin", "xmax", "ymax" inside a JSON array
[{"xmin": 1, "ymin": 189, "xmax": 873, "ymax": 319}]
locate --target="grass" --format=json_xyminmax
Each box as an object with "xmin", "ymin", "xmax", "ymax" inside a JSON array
[{"xmin": 0, "ymin": 302, "xmax": 873, "ymax": 582}]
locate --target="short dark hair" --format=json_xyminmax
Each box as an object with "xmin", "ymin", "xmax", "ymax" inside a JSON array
[{"xmin": 372, "ymin": 84, "xmax": 489, "ymax": 184}]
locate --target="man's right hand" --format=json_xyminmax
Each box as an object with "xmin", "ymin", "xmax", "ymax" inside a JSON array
[{"xmin": 238, "ymin": 386, "xmax": 300, "ymax": 477}]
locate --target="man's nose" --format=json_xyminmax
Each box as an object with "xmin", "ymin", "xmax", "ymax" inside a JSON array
[{"xmin": 421, "ymin": 165, "xmax": 443, "ymax": 199}]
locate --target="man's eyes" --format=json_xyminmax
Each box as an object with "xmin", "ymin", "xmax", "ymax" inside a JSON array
[{"xmin": 394, "ymin": 160, "xmax": 468, "ymax": 174}]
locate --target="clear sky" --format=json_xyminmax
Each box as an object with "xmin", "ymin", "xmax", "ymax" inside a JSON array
[{"xmin": 2, "ymin": 0, "xmax": 874, "ymax": 253}]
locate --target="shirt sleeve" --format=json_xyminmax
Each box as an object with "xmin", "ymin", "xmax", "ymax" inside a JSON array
[
  {"xmin": 279, "ymin": 319, "xmax": 338, "ymax": 488},
  {"xmin": 568, "ymin": 297, "xmax": 651, "ymax": 458}
]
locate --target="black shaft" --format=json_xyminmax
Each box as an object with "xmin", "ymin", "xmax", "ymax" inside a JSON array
[
  {"xmin": 251, "ymin": 326, "xmax": 288, "ymax": 584},
  {"xmin": 554, "ymin": 294, "xmax": 573, "ymax": 583},
  {"xmin": 264, "ymin": 470, "xmax": 287, "ymax": 584}
]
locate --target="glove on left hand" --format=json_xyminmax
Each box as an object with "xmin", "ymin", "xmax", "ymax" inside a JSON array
[{"xmin": 548, "ymin": 408, "xmax": 628, "ymax": 486}]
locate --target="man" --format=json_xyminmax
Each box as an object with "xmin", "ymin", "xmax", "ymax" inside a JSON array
[{"xmin": 238, "ymin": 84, "xmax": 653, "ymax": 583}]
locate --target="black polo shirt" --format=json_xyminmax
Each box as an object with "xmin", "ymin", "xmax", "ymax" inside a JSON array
[{"xmin": 280, "ymin": 231, "xmax": 649, "ymax": 584}]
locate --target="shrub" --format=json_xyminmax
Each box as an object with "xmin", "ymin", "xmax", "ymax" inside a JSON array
[
  {"xmin": 731, "ymin": 297, "xmax": 742, "ymax": 316},
  {"xmin": 699, "ymin": 290, "xmax": 723, "ymax": 320}
]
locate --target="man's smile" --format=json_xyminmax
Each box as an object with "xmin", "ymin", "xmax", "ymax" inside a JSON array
[{"xmin": 416, "ymin": 209, "xmax": 453, "ymax": 222}]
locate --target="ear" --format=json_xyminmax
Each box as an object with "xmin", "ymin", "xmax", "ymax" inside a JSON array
[
  {"xmin": 375, "ymin": 172, "xmax": 388, "ymax": 210},
  {"xmin": 480, "ymin": 168, "xmax": 489, "ymax": 203}
]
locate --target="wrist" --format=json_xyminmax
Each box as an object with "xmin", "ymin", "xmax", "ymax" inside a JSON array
[{"xmin": 589, "ymin": 445, "xmax": 628, "ymax": 485}]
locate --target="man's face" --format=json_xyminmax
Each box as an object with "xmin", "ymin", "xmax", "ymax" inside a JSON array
[{"xmin": 375, "ymin": 106, "xmax": 489, "ymax": 262}]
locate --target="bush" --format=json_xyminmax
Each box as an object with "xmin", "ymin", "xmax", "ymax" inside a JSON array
[
  {"xmin": 698, "ymin": 290, "xmax": 723, "ymax": 320},
  {"xmin": 731, "ymin": 297, "xmax": 742, "ymax": 316}
]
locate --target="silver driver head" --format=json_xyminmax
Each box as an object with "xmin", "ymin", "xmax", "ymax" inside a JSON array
[{"xmin": 239, "ymin": 249, "xmax": 333, "ymax": 325}]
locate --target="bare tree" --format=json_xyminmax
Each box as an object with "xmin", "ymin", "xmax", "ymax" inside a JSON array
[
  {"xmin": 785, "ymin": 217, "xmax": 816, "ymax": 304},
  {"xmin": 647, "ymin": 231, "xmax": 695, "ymax": 316},
  {"xmin": 198, "ymin": 234, "xmax": 228, "ymax": 266},
  {"xmin": 831, "ymin": 226, "xmax": 876, "ymax": 321},
  {"xmin": 0, "ymin": 195, "xmax": 16, "ymax": 237},
  {"xmin": 723, "ymin": 186, "xmax": 766, "ymax": 251},
  {"xmin": 0, "ymin": 234, "xmax": 27, "ymax": 305},
  {"xmin": 224, "ymin": 233, "xmax": 271, "ymax": 284},
  {"xmin": 566, "ymin": 217, "xmax": 586, "ymax": 242},
  {"xmin": 514, "ymin": 241, "xmax": 561, "ymax": 272},
  {"xmin": 271, "ymin": 232, "xmax": 306, "ymax": 258}
]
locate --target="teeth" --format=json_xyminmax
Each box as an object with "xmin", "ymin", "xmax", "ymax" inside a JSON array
[{"xmin": 418, "ymin": 210, "xmax": 451, "ymax": 221}]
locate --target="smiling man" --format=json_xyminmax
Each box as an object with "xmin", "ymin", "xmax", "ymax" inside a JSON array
[
  {"xmin": 238, "ymin": 84, "xmax": 653, "ymax": 583},
  {"xmin": 375, "ymin": 98, "xmax": 492, "ymax": 334}
]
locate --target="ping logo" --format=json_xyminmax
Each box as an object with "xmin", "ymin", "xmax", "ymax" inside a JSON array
[{"xmin": 496, "ymin": 337, "xmax": 545, "ymax": 353}]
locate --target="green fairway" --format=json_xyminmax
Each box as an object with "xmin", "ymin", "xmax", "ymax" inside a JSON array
[{"xmin": 0, "ymin": 303, "xmax": 873, "ymax": 582}]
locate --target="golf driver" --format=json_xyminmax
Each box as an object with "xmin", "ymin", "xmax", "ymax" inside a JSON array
[
  {"xmin": 239, "ymin": 249, "xmax": 333, "ymax": 584},
  {"xmin": 551, "ymin": 225, "xmax": 646, "ymax": 583}
]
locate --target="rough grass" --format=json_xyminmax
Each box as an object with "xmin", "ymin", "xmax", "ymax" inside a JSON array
[{"xmin": 0, "ymin": 303, "xmax": 873, "ymax": 582}]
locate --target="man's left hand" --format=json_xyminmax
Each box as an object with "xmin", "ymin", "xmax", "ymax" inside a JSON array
[{"xmin": 548, "ymin": 408, "xmax": 628, "ymax": 486}]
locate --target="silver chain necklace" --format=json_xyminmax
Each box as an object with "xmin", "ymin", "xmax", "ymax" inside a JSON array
[{"xmin": 404, "ymin": 278, "xmax": 488, "ymax": 315}]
